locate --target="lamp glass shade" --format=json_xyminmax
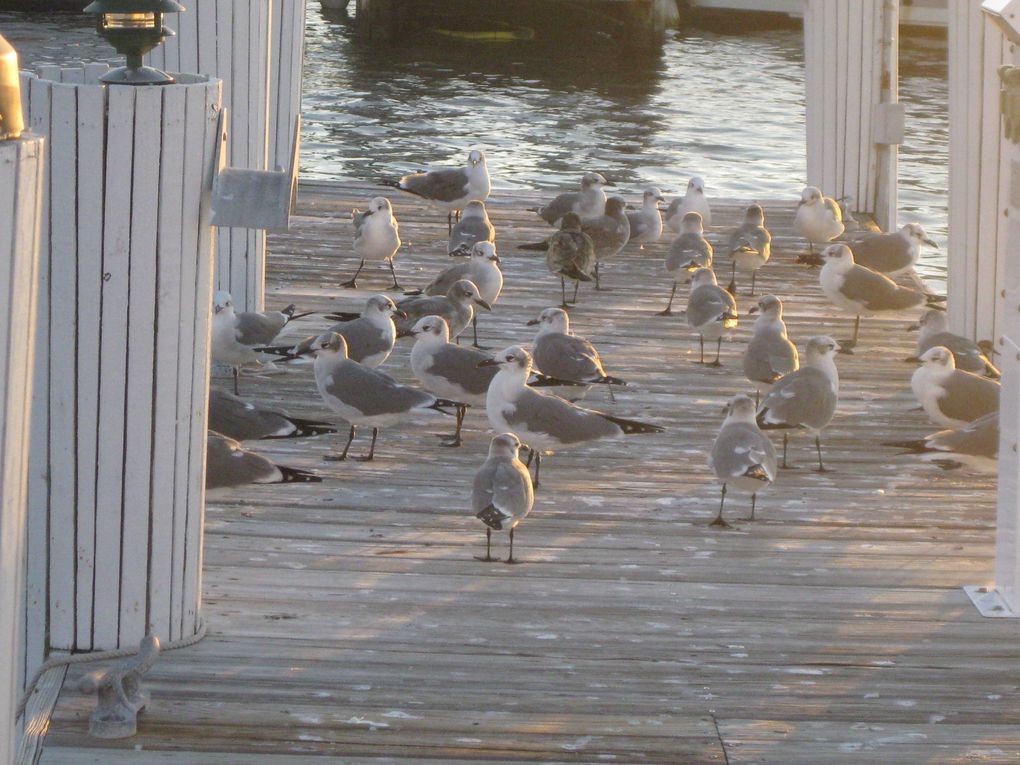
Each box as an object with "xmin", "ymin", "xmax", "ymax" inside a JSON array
[
  {"xmin": 0, "ymin": 33, "xmax": 24, "ymax": 140},
  {"xmin": 102, "ymin": 12, "xmax": 158, "ymax": 30}
]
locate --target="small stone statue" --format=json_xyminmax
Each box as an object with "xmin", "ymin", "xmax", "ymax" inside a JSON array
[{"xmin": 79, "ymin": 635, "xmax": 161, "ymax": 738}]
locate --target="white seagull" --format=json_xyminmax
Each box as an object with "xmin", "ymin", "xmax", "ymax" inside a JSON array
[{"xmin": 345, "ymin": 196, "xmax": 402, "ymax": 289}]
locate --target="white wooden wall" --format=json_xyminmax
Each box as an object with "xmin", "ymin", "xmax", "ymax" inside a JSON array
[
  {"xmin": 947, "ymin": 0, "xmax": 1013, "ymax": 343},
  {"xmin": 269, "ymin": 0, "xmax": 306, "ymax": 173},
  {"xmin": 0, "ymin": 134, "xmax": 43, "ymax": 765},
  {"xmin": 21, "ymin": 67, "xmax": 221, "ymax": 656},
  {"xmin": 804, "ymin": 0, "xmax": 900, "ymax": 230},
  {"xmin": 148, "ymin": 0, "xmax": 272, "ymax": 311}
]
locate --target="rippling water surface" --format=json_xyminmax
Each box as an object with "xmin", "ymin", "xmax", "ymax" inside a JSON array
[{"xmin": 2, "ymin": 7, "xmax": 949, "ymax": 286}]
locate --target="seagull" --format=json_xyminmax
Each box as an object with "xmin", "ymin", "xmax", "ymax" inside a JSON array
[
  {"xmin": 411, "ymin": 242, "xmax": 503, "ymax": 347},
  {"xmin": 665, "ymin": 176, "xmax": 712, "ymax": 231},
  {"xmin": 910, "ymin": 346, "xmax": 1000, "ymax": 428},
  {"xmin": 708, "ymin": 394, "xmax": 778, "ymax": 527},
  {"xmin": 518, "ymin": 212, "xmax": 595, "ymax": 308},
  {"xmin": 344, "ymin": 196, "xmax": 402, "ymax": 289},
  {"xmin": 448, "ymin": 199, "xmax": 496, "ymax": 256},
  {"xmin": 756, "ymin": 335, "xmax": 840, "ymax": 472},
  {"xmin": 208, "ymin": 388, "xmax": 337, "ymax": 441},
  {"xmin": 583, "ymin": 195, "xmax": 631, "ymax": 290},
  {"xmin": 686, "ymin": 268, "xmax": 738, "ymax": 367},
  {"xmin": 206, "ymin": 431, "xmax": 322, "ymax": 489},
  {"xmin": 259, "ymin": 294, "xmax": 405, "ymax": 369},
  {"xmin": 395, "ymin": 279, "xmax": 492, "ymax": 342},
  {"xmin": 840, "ymin": 222, "xmax": 937, "ymax": 275},
  {"xmin": 312, "ymin": 332, "xmax": 461, "ymax": 461},
  {"xmin": 383, "ymin": 148, "xmax": 490, "ymax": 232},
  {"xmin": 794, "ymin": 186, "xmax": 844, "ymax": 260},
  {"xmin": 726, "ymin": 204, "xmax": 772, "ymax": 295},
  {"xmin": 884, "ymin": 412, "xmax": 998, "ymax": 474},
  {"xmin": 531, "ymin": 172, "xmax": 611, "ymax": 225},
  {"xmin": 626, "ymin": 187, "xmax": 665, "ymax": 248},
  {"xmin": 908, "ymin": 309, "xmax": 999, "ymax": 377},
  {"xmin": 743, "ymin": 295, "xmax": 799, "ymax": 404},
  {"xmin": 480, "ymin": 346, "xmax": 663, "ymax": 485},
  {"xmin": 527, "ymin": 307, "xmax": 625, "ymax": 401},
  {"xmin": 473, "ymin": 433, "xmax": 535, "ymax": 563},
  {"xmin": 819, "ymin": 244, "xmax": 942, "ymax": 351},
  {"xmin": 659, "ymin": 211, "xmax": 713, "ymax": 315}
]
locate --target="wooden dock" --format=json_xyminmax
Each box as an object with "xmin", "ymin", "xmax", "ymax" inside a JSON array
[{"xmin": 35, "ymin": 181, "xmax": 1015, "ymax": 764}]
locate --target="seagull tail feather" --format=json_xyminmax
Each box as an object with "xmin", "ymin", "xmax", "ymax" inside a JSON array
[
  {"xmin": 324, "ymin": 311, "xmax": 361, "ymax": 322},
  {"xmin": 519, "ymin": 240, "xmax": 551, "ymax": 252},
  {"xmin": 476, "ymin": 505, "xmax": 508, "ymax": 530},
  {"xmin": 598, "ymin": 375, "xmax": 627, "ymax": 386},
  {"xmin": 429, "ymin": 398, "xmax": 465, "ymax": 416},
  {"xmin": 275, "ymin": 466, "xmax": 324, "ymax": 484},
  {"xmin": 601, "ymin": 413, "xmax": 663, "ymax": 435},
  {"xmin": 881, "ymin": 439, "xmax": 930, "ymax": 454},
  {"xmin": 265, "ymin": 417, "xmax": 338, "ymax": 439}
]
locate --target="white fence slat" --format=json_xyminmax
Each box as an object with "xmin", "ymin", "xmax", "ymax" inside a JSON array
[{"xmin": 834, "ymin": 0, "xmax": 849, "ymax": 192}]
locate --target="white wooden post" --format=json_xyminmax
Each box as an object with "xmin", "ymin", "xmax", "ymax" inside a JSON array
[
  {"xmin": 269, "ymin": 0, "xmax": 306, "ymax": 173},
  {"xmin": 804, "ymin": 0, "xmax": 901, "ymax": 230},
  {"xmin": 947, "ymin": 0, "xmax": 1013, "ymax": 343},
  {"xmin": 0, "ymin": 132, "xmax": 44, "ymax": 765},
  {"xmin": 148, "ymin": 0, "xmax": 273, "ymax": 312},
  {"xmin": 21, "ymin": 67, "xmax": 222, "ymax": 653}
]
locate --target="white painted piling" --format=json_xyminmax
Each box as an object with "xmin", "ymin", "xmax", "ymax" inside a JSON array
[
  {"xmin": 20, "ymin": 67, "xmax": 222, "ymax": 655},
  {"xmin": 148, "ymin": 0, "xmax": 273, "ymax": 311},
  {"xmin": 804, "ymin": 0, "xmax": 901, "ymax": 230},
  {"xmin": 269, "ymin": 0, "xmax": 307, "ymax": 173},
  {"xmin": 0, "ymin": 133, "xmax": 43, "ymax": 765}
]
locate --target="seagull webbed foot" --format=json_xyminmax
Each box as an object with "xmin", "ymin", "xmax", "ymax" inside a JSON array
[
  {"xmin": 474, "ymin": 554, "xmax": 499, "ymax": 563},
  {"xmin": 709, "ymin": 517, "xmax": 733, "ymax": 529},
  {"xmin": 323, "ymin": 453, "xmax": 348, "ymax": 462},
  {"xmin": 340, "ymin": 278, "xmax": 359, "ymax": 289},
  {"xmin": 656, "ymin": 308, "xmax": 673, "ymax": 317},
  {"xmin": 504, "ymin": 556, "xmax": 523, "ymax": 565},
  {"xmin": 706, "ymin": 360, "xmax": 723, "ymax": 368}
]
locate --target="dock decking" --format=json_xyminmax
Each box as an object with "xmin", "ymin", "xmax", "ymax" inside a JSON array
[{"xmin": 37, "ymin": 181, "xmax": 1015, "ymax": 764}]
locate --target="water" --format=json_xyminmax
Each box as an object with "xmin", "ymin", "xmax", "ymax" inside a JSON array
[{"xmin": 1, "ymin": 7, "xmax": 949, "ymax": 288}]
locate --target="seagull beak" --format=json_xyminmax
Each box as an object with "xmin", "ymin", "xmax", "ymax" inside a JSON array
[
  {"xmin": 476, "ymin": 358, "xmax": 500, "ymax": 368},
  {"xmin": 656, "ymin": 196, "xmax": 665, "ymax": 203},
  {"xmin": 526, "ymin": 319, "xmax": 540, "ymax": 326},
  {"xmin": 906, "ymin": 323, "xmax": 920, "ymax": 332},
  {"xmin": 392, "ymin": 309, "xmax": 407, "ymax": 319},
  {"xmin": 491, "ymin": 255, "xmax": 502, "ymax": 265},
  {"xmin": 362, "ymin": 208, "xmax": 374, "ymax": 217},
  {"xmin": 603, "ymin": 180, "xmax": 615, "ymax": 187},
  {"xmin": 924, "ymin": 238, "xmax": 938, "ymax": 248},
  {"xmin": 214, "ymin": 305, "xmax": 224, "ymax": 314},
  {"xmin": 748, "ymin": 305, "xmax": 759, "ymax": 315},
  {"xmin": 475, "ymin": 298, "xmax": 492, "ymax": 312}
]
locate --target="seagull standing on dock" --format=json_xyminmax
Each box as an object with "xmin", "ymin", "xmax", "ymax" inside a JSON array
[
  {"xmin": 583, "ymin": 196, "xmax": 631, "ymax": 290},
  {"xmin": 472, "ymin": 433, "xmax": 535, "ymax": 563},
  {"xmin": 686, "ymin": 268, "xmax": 739, "ymax": 367},
  {"xmin": 743, "ymin": 295, "xmax": 798, "ymax": 404},
  {"xmin": 910, "ymin": 346, "xmax": 1000, "ymax": 428},
  {"xmin": 626, "ymin": 187, "xmax": 665, "ymax": 248},
  {"xmin": 532, "ymin": 172, "xmax": 610, "ymax": 225},
  {"xmin": 206, "ymin": 431, "xmax": 322, "ymax": 489},
  {"xmin": 480, "ymin": 346, "xmax": 663, "ymax": 485},
  {"xmin": 726, "ymin": 204, "xmax": 772, "ymax": 295},
  {"xmin": 908, "ymin": 309, "xmax": 999, "ymax": 377},
  {"xmin": 413, "ymin": 242, "xmax": 503, "ymax": 347},
  {"xmin": 344, "ymin": 196, "xmax": 402, "ymax": 289},
  {"xmin": 384, "ymin": 149, "xmax": 490, "ymax": 232},
  {"xmin": 757, "ymin": 335, "xmax": 840, "ymax": 472},
  {"xmin": 666, "ymin": 176, "xmax": 712, "ymax": 231},
  {"xmin": 396, "ymin": 279, "xmax": 492, "ymax": 343},
  {"xmin": 527, "ymin": 307, "xmax": 626, "ymax": 401},
  {"xmin": 884, "ymin": 411, "xmax": 999, "ymax": 474},
  {"xmin": 708, "ymin": 394, "xmax": 778, "ymax": 527},
  {"xmin": 794, "ymin": 186, "xmax": 844, "ymax": 261},
  {"xmin": 208, "ymin": 388, "xmax": 337, "ymax": 441},
  {"xmin": 659, "ymin": 211, "xmax": 713, "ymax": 315},
  {"xmin": 845, "ymin": 222, "xmax": 937, "ymax": 276},
  {"xmin": 519, "ymin": 212, "xmax": 596, "ymax": 308},
  {"xmin": 448, "ymin": 199, "xmax": 496, "ymax": 256},
  {"xmin": 819, "ymin": 244, "xmax": 942, "ymax": 351}
]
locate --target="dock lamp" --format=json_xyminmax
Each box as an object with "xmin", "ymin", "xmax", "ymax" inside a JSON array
[
  {"xmin": 0, "ymin": 33, "xmax": 24, "ymax": 140},
  {"xmin": 84, "ymin": 0, "xmax": 185, "ymax": 85}
]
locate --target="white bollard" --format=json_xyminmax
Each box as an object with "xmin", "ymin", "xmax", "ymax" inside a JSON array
[
  {"xmin": 269, "ymin": 0, "xmax": 307, "ymax": 174},
  {"xmin": 0, "ymin": 128, "xmax": 44, "ymax": 765},
  {"xmin": 21, "ymin": 66, "xmax": 222, "ymax": 655}
]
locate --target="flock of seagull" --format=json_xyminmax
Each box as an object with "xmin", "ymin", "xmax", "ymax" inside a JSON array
[{"xmin": 206, "ymin": 148, "xmax": 1002, "ymax": 561}]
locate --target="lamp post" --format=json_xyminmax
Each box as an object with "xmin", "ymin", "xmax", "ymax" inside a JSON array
[{"xmin": 83, "ymin": 0, "xmax": 185, "ymax": 85}]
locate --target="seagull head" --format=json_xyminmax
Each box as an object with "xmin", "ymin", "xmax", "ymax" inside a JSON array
[
  {"xmin": 799, "ymin": 186, "xmax": 823, "ymax": 207},
  {"xmin": 644, "ymin": 187, "xmax": 666, "ymax": 205},
  {"xmin": 745, "ymin": 204, "xmax": 765, "ymax": 225},
  {"xmin": 690, "ymin": 267, "xmax": 718, "ymax": 289},
  {"xmin": 411, "ymin": 315, "xmax": 450, "ymax": 344},
  {"xmin": 822, "ymin": 243, "xmax": 854, "ymax": 271},
  {"xmin": 749, "ymin": 294, "xmax": 783, "ymax": 318},
  {"xmin": 477, "ymin": 345, "xmax": 532, "ymax": 374},
  {"xmin": 680, "ymin": 211, "xmax": 704, "ymax": 234},
  {"xmin": 213, "ymin": 290, "xmax": 234, "ymax": 314},
  {"xmin": 451, "ymin": 279, "xmax": 491, "ymax": 312},
  {"xmin": 805, "ymin": 335, "xmax": 841, "ymax": 361},
  {"xmin": 902, "ymin": 222, "xmax": 938, "ymax": 248},
  {"xmin": 688, "ymin": 176, "xmax": 706, "ymax": 195},
  {"xmin": 605, "ymin": 196, "xmax": 627, "ymax": 218},
  {"xmin": 472, "ymin": 241, "xmax": 500, "ymax": 266},
  {"xmin": 918, "ymin": 345, "xmax": 955, "ymax": 373},
  {"xmin": 581, "ymin": 172, "xmax": 610, "ymax": 190},
  {"xmin": 527, "ymin": 306, "xmax": 569, "ymax": 336},
  {"xmin": 915, "ymin": 308, "xmax": 947, "ymax": 334},
  {"xmin": 467, "ymin": 149, "xmax": 486, "ymax": 166},
  {"xmin": 489, "ymin": 432, "xmax": 524, "ymax": 459},
  {"xmin": 315, "ymin": 332, "xmax": 349, "ymax": 359},
  {"xmin": 723, "ymin": 393, "xmax": 757, "ymax": 423},
  {"xmin": 366, "ymin": 294, "xmax": 405, "ymax": 321},
  {"xmin": 559, "ymin": 212, "xmax": 583, "ymax": 231},
  {"xmin": 366, "ymin": 196, "xmax": 392, "ymax": 217},
  {"xmin": 462, "ymin": 200, "xmax": 487, "ymax": 220}
]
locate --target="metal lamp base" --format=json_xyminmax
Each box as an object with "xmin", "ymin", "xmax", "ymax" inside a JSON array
[{"xmin": 100, "ymin": 65, "xmax": 175, "ymax": 85}]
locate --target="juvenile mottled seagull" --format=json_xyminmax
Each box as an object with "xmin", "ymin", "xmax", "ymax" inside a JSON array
[
  {"xmin": 384, "ymin": 148, "xmax": 490, "ymax": 231},
  {"xmin": 480, "ymin": 346, "xmax": 663, "ymax": 485},
  {"xmin": 708, "ymin": 394, "xmax": 778, "ymax": 527},
  {"xmin": 448, "ymin": 199, "xmax": 496, "ymax": 256},
  {"xmin": 206, "ymin": 431, "xmax": 321, "ymax": 489},
  {"xmin": 666, "ymin": 176, "xmax": 712, "ymax": 231},
  {"xmin": 395, "ymin": 278, "xmax": 491, "ymax": 342},
  {"xmin": 686, "ymin": 268, "xmax": 738, "ymax": 367},
  {"xmin": 726, "ymin": 204, "xmax": 772, "ymax": 295},
  {"xmin": 884, "ymin": 411, "xmax": 999, "ymax": 474},
  {"xmin": 528, "ymin": 307, "xmax": 625, "ymax": 401},
  {"xmin": 472, "ymin": 433, "xmax": 535, "ymax": 563},
  {"xmin": 626, "ymin": 187, "xmax": 665, "ymax": 248},
  {"xmin": 909, "ymin": 309, "xmax": 999, "ymax": 378},
  {"xmin": 583, "ymin": 196, "xmax": 631, "ymax": 290},
  {"xmin": 757, "ymin": 335, "xmax": 840, "ymax": 472},
  {"xmin": 819, "ymin": 244, "xmax": 941, "ymax": 350},
  {"xmin": 844, "ymin": 222, "xmax": 937, "ymax": 276},
  {"xmin": 313, "ymin": 333, "xmax": 460, "ymax": 461},
  {"xmin": 208, "ymin": 388, "xmax": 337, "ymax": 441},
  {"xmin": 518, "ymin": 212, "xmax": 596, "ymax": 308},
  {"xmin": 910, "ymin": 346, "xmax": 1000, "ymax": 429},
  {"xmin": 260, "ymin": 294, "xmax": 404, "ymax": 369},
  {"xmin": 345, "ymin": 196, "xmax": 402, "ymax": 289},
  {"xmin": 415, "ymin": 242, "xmax": 503, "ymax": 347},
  {"xmin": 532, "ymin": 172, "xmax": 611, "ymax": 225},
  {"xmin": 743, "ymin": 295, "xmax": 799, "ymax": 403},
  {"xmin": 660, "ymin": 211, "xmax": 713, "ymax": 315},
  {"xmin": 794, "ymin": 186, "xmax": 844, "ymax": 259}
]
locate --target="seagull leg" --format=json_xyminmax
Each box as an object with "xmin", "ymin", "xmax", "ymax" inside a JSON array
[
  {"xmin": 505, "ymin": 527, "xmax": 522, "ymax": 564},
  {"xmin": 440, "ymin": 405, "xmax": 465, "ymax": 447},
  {"xmin": 656, "ymin": 281, "xmax": 677, "ymax": 316},
  {"xmin": 524, "ymin": 447, "xmax": 534, "ymax": 469},
  {"xmin": 814, "ymin": 436, "xmax": 831, "ymax": 473},
  {"xmin": 726, "ymin": 261, "xmax": 737, "ymax": 296},
  {"xmin": 474, "ymin": 528, "xmax": 498, "ymax": 563},
  {"xmin": 749, "ymin": 270, "xmax": 757, "ymax": 296},
  {"xmin": 560, "ymin": 276, "xmax": 570, "ymax": 310},
  {"xmin": 748, "ymin": 492, "xmax": 757, "ymax": 521},
  {"xmin": 754, "ymin": 390, "xmax": 760, "ymax": 408},
  {"xmin": 447, "ymin": 211, "xmax": 453, "ymax": 234},
  {"xmin": 325, "ymin": 425, "xmax": 357, "ymax": 461},
  {"xmin": 711, "ymin": 484, "xmax": 732, "ymax": 528},
  {"xmin": 532, "ymin": 452, "xmax": 542, "ymax": 489},
  {"xmin": 387, "ymin": 259, "xmax": 402, "ymax": 291},
  {"xmin": 706, "ymin": 337, "xmax": 723, "ymax": 368},
  {"xmin": 232, "ymin": 367, "xmax": 240, "ymax": 396},
  {"xmin": 571, "ymin": 280, "xmax": 580, "ymax": 305},
  {"xmin": 696, "ymin": 335, "xmax": 705, "ymax": 365},
  {"xmin": 606, "ymin": 380, "xmax": 616, "ymax": 403},
  {"xmin": 353, "ymin": 427, "xmax": 379, "ymax": 461},
  {"xmin": 839, "ymin": 316, "xmax": 860, "ymax": 354},
  {"xmin": 779, "ymin": 433, "xmax": 798, "ymax": 469},
  {"xmin": 594, "ymin": 262, "xmax": 601, "ymax": 290},
  {"xmin": 341, "ymin": 259, "xmax": 365, "ymax": 289},
  {"xmin": 471, "ymin": 315, "xmax": 487, "ymax": 349}
]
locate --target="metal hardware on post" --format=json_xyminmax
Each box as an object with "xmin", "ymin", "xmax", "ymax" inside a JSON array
[{"xmin": 78, "ymin": 635, "xmax": 162, "ymax": 738}]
